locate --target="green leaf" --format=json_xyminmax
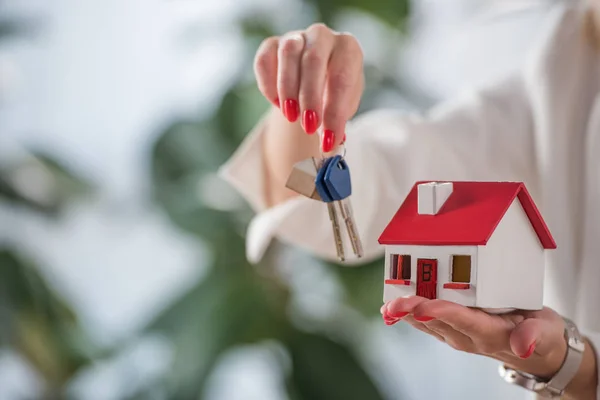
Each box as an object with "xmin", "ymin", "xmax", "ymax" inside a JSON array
[
  {"xmin": 0, "ymin": 171, "xmax": 60, "ymax": 215},
  {"xmin": 0, "ymin": 249, "xmax": 99, "ymax": 390},
  {"xmin": 308, "ymin": 0, "xmax": 411, "ymax": 29},
  {"xmin": 325, "ymin": 257, "xmax": 384, "ymax": 318},
  {"xmin": 285, "ymin": 331, "xmax": 384, "ymax": 400},
  {"xmin": 152, "ymin": 120, "xmax": 229, "ymax": 182},
  {"xmin": 32, "ymin": 151, "xmax": 92, "ymax": 196},
  {"xmin": 240, "ymin": 16, "xmax": 277, "ymax": 39},
  {"xmin": 0, "ymin": 152, "xmax": 92, "ymax": 216},
  {"xmin": 215, "ymin": 82, "xmax": 271, "ymax": 146}
]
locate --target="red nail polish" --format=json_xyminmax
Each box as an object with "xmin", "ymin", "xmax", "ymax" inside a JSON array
[
  {"xmin": 389, "ymin": 311, "xmax": 409, "ymax": 319},
  {"xmin": 414, "ymin": 316, "xmax": 435, "ymax": 322},
  {"xmin": 283, "ymin": 99, "xmax": 299, "ymax": 122},
  {"xmin": 322, "ymin": 129, "xmax": 334, "ymax": 152},
  {"xmin": 341, "ymin": 133, "xmax": 346, "ymax": 144},
  {"xmin": 302, "ymin": 110, "xmax": 318, "ymax": 134},
  {"xmin": 520, "ymin": 343, "xmax": 536, "ymax": 359},
  {"xmin": 272, "ymin": 97, "xmax": 280, "ymax": 108}
]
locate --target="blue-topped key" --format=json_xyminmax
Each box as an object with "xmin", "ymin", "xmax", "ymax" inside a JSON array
[
  {"xmin": 323, "ymin": 155, "xmax": 352, "ymax": 200},
  {"xmin": 315, "ymin": 157, "xmax": 335, "ymax": 202},
  {"xmin": 323, "ymin": 155, "xmax": 363, "ymax": 258}
]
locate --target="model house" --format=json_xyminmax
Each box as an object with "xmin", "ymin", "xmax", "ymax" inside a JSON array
[{"xmin": 378, "ymin": 181, "xmax": 556, "ymax": 311}]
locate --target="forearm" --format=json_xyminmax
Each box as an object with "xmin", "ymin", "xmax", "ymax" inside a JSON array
[
  {"xmin": 262, "ymin": 107, "xmax": 321, "ymax": 207},
  {"xmin": 564, "ymin": 338, "xmax": 598, "ymax": 400}
]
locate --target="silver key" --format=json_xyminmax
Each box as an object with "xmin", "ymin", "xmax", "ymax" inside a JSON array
[
  {"xmin": 328, "ymin": 202, "xmax": 346, "ymax": 261},
  {"xmin": 316, "ymin": 157, "xmax": 346, "ymax": 261},
  {"xmin": 323, "ymin": 155, "xmax": 363, "ymax": 259},
  {"xmin": 338, "ymin": 199, "xmax": 363, "ymax": 258}
]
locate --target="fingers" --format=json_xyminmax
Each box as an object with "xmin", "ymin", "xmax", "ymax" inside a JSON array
[
  {"xmin": 403, "ymin": 317, "xmax": 446, "ymax": 343},
  {"xmin": 277, "ymin": 31, "xmax": 305, "ymax": 122},
  {"xmin": 385, "ymin": 296, "xmax": 428, "ymax": 318},
  {"xmin": 383, "ymin": 298, "xmax": 475, "ymax": 350},
  {"xmin": 299, "ymin": 24, "xmax": 335, "ymax": 135},
  {"xmin": 414, "ymin": 300, "xmax": 522, "ymax": 355},
  {"xmin": 383, "ymin": 298, "xmax": 569, "ymax": 375},
  {"xmin": 386, "ymin": 298, "xmax": 520, "ymax": 355},
  {"xmin": 255, "ymin": 25, "xmax": 363, "ymax": 151},
  {"xmin": 322, "ymin": 33, "xmax": 363, "ymax": 152},
  {"xmin": 254, "ymin": 36, "xmax": 280, "ymax": 107},
  {"xmin": 410, "ymin": 317, "xmax": 476, "ymax": 351},
  {"xmin": 413, "ymin": 299, "xmax": 518, "ymax": 337}
]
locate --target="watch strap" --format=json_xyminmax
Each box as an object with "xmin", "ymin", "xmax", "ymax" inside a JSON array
[
  {"xmin": 499, "ymin": 317, "xmax": 585, "ymax": 398},
  {"xmin": 545, "ymin": 317, "xmax": 585, "ymax": 394}
]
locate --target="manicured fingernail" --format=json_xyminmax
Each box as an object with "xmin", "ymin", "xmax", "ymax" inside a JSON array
[
  {"xmin": 272, "ymin": 97, "xmax": 280, "ymax": 108},
  {"xmin": 322, "ymin": 129, "xmax": 334, "ymax": 152},
  {"xmin": 380, "ymin": 304, "xmax": 387, "ymax": 315},
  {"xmin": 302, "ymin": 110, "xmax": 318, "ymax": 134},
  {"xmin": 383, "ymin": 315, "xmax": 400, "ymax": 325},
  {"xmin": 341, "ymin": 133, "xmax": 346, "ymax": 144},
  {"xmin": 389, "ymin": 311, "xmax": 409, "ymax": 319},
  {"xmin": 283, "ymin": 99, "xmax": 299, "ymax": 122},
  {"xmin": 520, "ymin": 343, "xmax": 536, "ymax": 359},
  {"xmin": 414, "ymin": 316, "xmax": 435, "ymax": 322}
]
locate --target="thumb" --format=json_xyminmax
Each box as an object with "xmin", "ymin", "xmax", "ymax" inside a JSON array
[{"xmin": 509, "ymin": 317, "xmax": 556, "ymax": 359}]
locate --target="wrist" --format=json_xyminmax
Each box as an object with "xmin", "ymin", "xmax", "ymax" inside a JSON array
[{"xmin": 263, "ymin": 108, "xmax": 319, "ymax": 207}]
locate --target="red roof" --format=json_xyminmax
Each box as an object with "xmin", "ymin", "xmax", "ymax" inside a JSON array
[{"xmin": 378, "ymin": 181, "xmax": 556, "ymax": 248}]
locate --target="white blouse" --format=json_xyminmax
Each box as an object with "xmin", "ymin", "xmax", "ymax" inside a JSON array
[{"xmin": 220, "ymin": 3, "xmax": 600, "ymax": 398}]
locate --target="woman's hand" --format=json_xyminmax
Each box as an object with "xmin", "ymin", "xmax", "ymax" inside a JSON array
[
  {"xmin": 254, "ymin": 24, "xmax": 364, "ymax": 153},
  {"xmin": 382, "ymin": 297, "xmax": 598, "ymax": 399},
  {"xmin": 255, "ymin": 25, "xmax": 364, "ymax": 206}
]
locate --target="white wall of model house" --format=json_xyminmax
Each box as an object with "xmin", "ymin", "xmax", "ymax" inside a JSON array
[
  {"xmin": 383, "ymin": 198, "xmax": 546, "ymax": 311},
  {"xmin": 477, "ymin": 199, "xmax": 545, "ymax": 310}
]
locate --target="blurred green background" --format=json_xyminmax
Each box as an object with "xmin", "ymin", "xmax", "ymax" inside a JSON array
[
  {"xmin": 0, "ymin": 1, "xmax": 411, "ymax": 398},
  {"xmin": 0, "ymin": 0, "xmax": 557, "ymax": 399}
]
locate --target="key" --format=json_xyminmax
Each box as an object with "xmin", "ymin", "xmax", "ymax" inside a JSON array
[
  {"xmin": 323, "ymin": 155, "xmax": 364, "ymax": 258},
  {"xmin": 325, "ymin": 199, "xmax": 346, "ymax": 261},
  {"xmin": 286, "ymin": 156, "xmax": 345, "ymax": 261},
  {"xmin": 315, "ymin": 157, "xmax": 346, "ymax": 261}
]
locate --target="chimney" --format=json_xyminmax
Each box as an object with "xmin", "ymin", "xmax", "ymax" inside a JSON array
[{"xmin": 418, "ymin": 182, "xmax": 453, "ymax": 215}]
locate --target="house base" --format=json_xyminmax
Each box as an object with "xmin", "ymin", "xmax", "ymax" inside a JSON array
[{"xmin": 480, "ymin": 307, "xmax": 515, "ymax": 315}]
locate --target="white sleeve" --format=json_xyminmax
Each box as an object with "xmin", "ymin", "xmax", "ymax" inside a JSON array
[{"xmin": 218, "ymin": 74, "xmax": 537, "ymax": 264}]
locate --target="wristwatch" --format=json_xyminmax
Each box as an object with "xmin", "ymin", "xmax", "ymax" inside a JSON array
[{"xmin": 498, "ymin": 317, "xmax": 585, "ymax": 398}]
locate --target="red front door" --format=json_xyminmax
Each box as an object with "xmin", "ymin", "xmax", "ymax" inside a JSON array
[{"xmin": 416, "ymin": 259, "xmax": 437, "ymax": 299}]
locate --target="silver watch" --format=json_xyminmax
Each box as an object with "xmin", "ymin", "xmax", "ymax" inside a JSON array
[{"xmin": 499, "ymin": 317, "xmax": 585, "ymax": 398}]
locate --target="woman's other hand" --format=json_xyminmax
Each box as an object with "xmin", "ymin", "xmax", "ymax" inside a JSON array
[
  {"xmin": 382, "ymin": 298, "xmax": 598, "ymax": 399},
  {"xmin": 255, "ymin": 24, "xmax": 364, "ymax": 152},
  {"xmin": 254, "ymin": 25, "xmax": 364, "ymax": 207}
]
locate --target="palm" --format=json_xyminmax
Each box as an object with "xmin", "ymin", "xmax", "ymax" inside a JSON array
[{"xmin": 382, "ymin": 296, "xmax": 566, "ymax": 378}]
